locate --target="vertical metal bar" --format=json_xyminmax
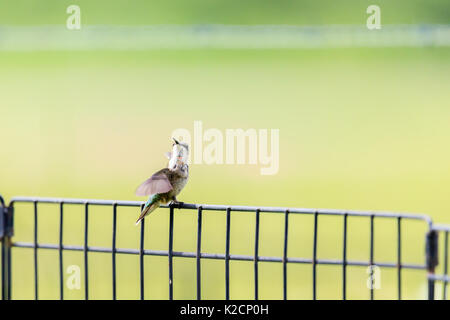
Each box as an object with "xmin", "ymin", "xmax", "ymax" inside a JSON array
[
  {"xmin": 426, "ymin": 229, "xmax": 438, "ymax": 300},
  {"xmin": 342, "ymin": 213, "xmax": 348, "ymax": 300},
  {"xmin": 1, "ymin": 235, "xmax": 5, "ymax": 300},
  {"xmin": 254, "ymin": 209, "xmax": 260, "ymax": 300},
  {"xmin": 33, "ymin": 201, "xmax": 38, "ymax": 300},
  {"xmin": 59, "ymin": 202, "xmax": 64, "ymax": 300},
  {"xmin": 312, "ymin": 211, "xmax": 318, "ymax": 300},
  {"xmin": 5, "ymin": 203, "xmax": 12, "ymax": 300},
  {"xmin": 443, "ymin": 231, "xmax": 449, "ymax": 300},
  {"xmin": 1, "ymin": 232, "xmax": 11, "ymax": 301},
  {"xmin": 168, "ymin": 205, "xmax": 174, "ymax": 300},
  {"xmin": 370, "ymin": 215, "xmax": 374, "ymax": 300},
  {"xmin": 1, "ymin": 198, "xmax": 11, "ymax": 301},
  {"xmin": 225, "ymin": 207, "xmax": 231, "ymax": 300},
  {"xmin": 196, "ymin": 206, "xmax": 203, "ymax": 300},
  {"xmin": 6, "ymin": 235, "xmax": 11, "ymax": 300},
  {"xmin": 84, "ymin": 203, "xmax": 89, "ymax": 300},
  {"xmin": 397, "ymin": 217, "xmax": 402, "ymax": 300},
  {"xmin": 7, "ymin": 236, "xmax": 11, "ymax": 300},
  {"xmin": 112, "ymin": 203, "xmax": 117, "ymax": 300},
  {"xmin": 139, "ymin": 216, "xmax": 145, "ymax": 300},
  {"xmin": 283, "ymin": 210, "xmax": 289, "ymax": 300},
  {"xmin": 0, "ymin": 196, "xmax": 4, "ymax": 300},
  {"xmin": 428, "ymin": 279, "xmax": 436, "ymax": 300}
]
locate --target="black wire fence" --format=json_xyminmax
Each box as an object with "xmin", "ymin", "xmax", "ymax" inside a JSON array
[
  {"xmin": 428, "ymin": 224, "xmax": 450, "ymax": 300},
  {"xmin": 0, "ymin": 195, "xmax": 448, "ymax": 300}
]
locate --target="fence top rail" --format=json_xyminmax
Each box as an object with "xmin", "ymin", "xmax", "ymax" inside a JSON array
[
  {"xmin": 9, "ymin": 196, "xmax": 432, "ymax": 224},
  {"xmin": 431, "ymin": 224, "xmax": 450, "ymax": 232}
]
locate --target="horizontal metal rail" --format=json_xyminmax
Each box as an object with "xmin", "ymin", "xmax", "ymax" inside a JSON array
[
  {"xmin": 10, "ymin": 196, "xmax": 432, "ymax": 224},
  {"xmin": 9, "ymin": 241, "xmax": 426, "ymax": 270},
  {"xmin": 429, "ymin": 274, "xmax": 450, "ymax": 283},
  {"xmin": 431, "ymin": 224, "xmax": 450, "ymax": 232}
]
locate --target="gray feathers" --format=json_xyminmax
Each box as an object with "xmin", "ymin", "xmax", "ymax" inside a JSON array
[{"xmin": 135, "ymin": 168, "xmax": 173, "ymax": 196}]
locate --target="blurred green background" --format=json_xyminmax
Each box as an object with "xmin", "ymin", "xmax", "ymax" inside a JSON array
[
  {"xmin": 1, "ymin": 0, "xmax": 449, "ymax": 300},
  {"xmin": 0, "ymin": 0, "xmax": 449, "ymax": 25}
]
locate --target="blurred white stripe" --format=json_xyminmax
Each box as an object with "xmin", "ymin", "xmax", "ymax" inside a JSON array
[{"xmin": 0, "ymin": 24, "xmax": 449, "ymax": 51}]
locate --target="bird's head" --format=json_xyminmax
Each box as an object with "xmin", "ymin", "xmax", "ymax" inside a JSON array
[{"xmin": 170, "ymin": 138, "xmax": 189, "ymax": 166}]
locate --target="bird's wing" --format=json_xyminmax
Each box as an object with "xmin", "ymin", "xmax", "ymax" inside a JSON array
[{"xmin": 135, "ymin": 168, "xmax": 173, "ymax": 196}]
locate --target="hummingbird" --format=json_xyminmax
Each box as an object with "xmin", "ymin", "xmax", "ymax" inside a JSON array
[{"xmin": 135, "ymin": 138, "xmax": 189, "ymax": 225}]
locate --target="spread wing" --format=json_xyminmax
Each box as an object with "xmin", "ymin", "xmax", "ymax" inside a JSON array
[{"xmin": 135, "ymin": 169, "xmax": 173, "ymax": 196}]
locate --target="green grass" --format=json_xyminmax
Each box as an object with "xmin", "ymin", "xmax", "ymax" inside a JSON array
[{"xmin": 1, "ymin": 47, "xmax": 450, "ymax": 299}]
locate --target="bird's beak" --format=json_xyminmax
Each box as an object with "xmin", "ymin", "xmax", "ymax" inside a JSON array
[{"xmin": 172, "ymin": 138, "xmax": 180, "ymax": 145}]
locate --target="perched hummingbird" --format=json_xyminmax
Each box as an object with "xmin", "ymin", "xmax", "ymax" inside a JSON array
[{"xmin": 135, "ymin": 138, "xmax": 189, "ymax": 224}]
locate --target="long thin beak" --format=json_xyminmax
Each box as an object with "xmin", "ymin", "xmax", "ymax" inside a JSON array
[{"xmin": 172, "ymin": 138, "xmax": 179, "ymax": 144}]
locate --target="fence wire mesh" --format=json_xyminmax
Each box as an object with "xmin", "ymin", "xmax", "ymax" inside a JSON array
[
  {"xmin": 428, "ymin": 224, "xmax": 450, "ymax": 300},
  {"xmin": 0, "ymin": 196, "xmax": 448, "ymax": 300}
]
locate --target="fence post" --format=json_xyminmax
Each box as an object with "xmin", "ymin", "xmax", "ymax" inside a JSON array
[
  {"xmin": 426, "ymin": 229, "xmax": 439, "ymax": 300},
  {"xmin": 0, "ymin": 195, "xmax": 13, "ymax": 300}
]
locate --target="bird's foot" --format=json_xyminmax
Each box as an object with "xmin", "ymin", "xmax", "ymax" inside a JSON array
[{"xmin": 169, "ymin": 200, "xmax": 184, "ymax": 209}]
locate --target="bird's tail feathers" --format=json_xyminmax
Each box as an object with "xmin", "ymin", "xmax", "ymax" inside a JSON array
[{"xmin": 136, "ymin": 197, "xmax": 161, "ymax": 225}]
